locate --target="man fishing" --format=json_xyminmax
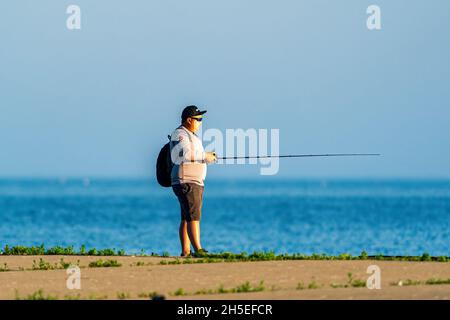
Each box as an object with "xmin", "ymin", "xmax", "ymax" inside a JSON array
[{"xmin": 170, "ymin": 105, "xmax": 217, "ymax": 257}]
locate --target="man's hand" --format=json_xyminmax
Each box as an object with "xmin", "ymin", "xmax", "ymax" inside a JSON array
[{"xmin": 205, "ymin": 152, "xmax": 217, "ymax": 164}]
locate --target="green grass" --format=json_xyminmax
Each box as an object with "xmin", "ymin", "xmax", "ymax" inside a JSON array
[
  {"xmin": 194, "ymin": 288, "xmax": 216, "ymax": 295},
  {"xmin": 296, "ymin": 282, "xmax": 305, "ymax": 290},
  {"xmin": 171, "ymin": 281, "xmax": 265, "ymax": 296},
  {"xmin": 217, "ymin": 284, "xmax": 228, "ymax": 294},
  {"xmin": 131, "ymin": 261, "xmax": 152, "ymax": 267},
  {"xmin": 15, "ymin": 290, "xmax": 111, "ymax": 300},
  {"xmin": 2, "ymin": 245, "xmax": 449, "ymax": 263},
  {"xmin": 350, "ymin": 279, "xmax": 367, "ymax": 287},
  {"xmin": 171, "ymin": 288, "xmax": 188, "ymax": 296},
  {"xmin": 87, "ymin": 294, "xmax": 108, "ymax": 300},
  {"xmin": 58, "ymin": 258, "xmax": 80, "ymax": 269},
  {"xmin": 425, "ymin": 278, "xmax": 450, "ymax": 285},
  {"xmin": 330, "ymin": 273, "xmax": 366, "ymax": 288},
  {"xmin": 16, "ymin": 289, "xmax": 58, "ymax": 300},
  {"xmin": 117, "ymin": 292, "xmax": 131, "ymax": 300},
  {"xmin": 1, "ymin": 244, "xmax": 125, "ymax": 256},
  {"xmin": 347, "ymin": 272, "xmax": 366, "ymax": 288},
  {"xmin": 32, "ymin": 258, "xmax": 54, "ymax": 270},
  {"xmin": 234, "ymin": 281, "xmax": 265, "ymax": 293},
  {"xmin": 157, "ymin": 251, "xmax": 450, "ymax": 264},
  {"xmin": 30, "ymin": 258, "xmax": 80, "ymax": 270},
  {"xmin": 137, "ymin": 291, "xmax": 164, "ymax": 299},
  {"xmin": 200, "ymin": 280, "xmax": 265, "ymax": 294},
  {"xmin": 391, "ymin": 278, "xmax": 450, "ymax": 286},
  {"xmin": 307, "ymin": 279, "xmax": 321, "ymax": 289},
  {"xmin": 0, "ymin": 263, "xmax": 9, "ymax": 272},
  {"xmin": 88, "ymin": 259, "xmax": 122, "ymax": 268}
]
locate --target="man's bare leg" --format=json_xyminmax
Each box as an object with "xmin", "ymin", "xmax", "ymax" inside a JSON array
[
  {"xmin": 187, "ymin": 220, "xmax": 202, "ymax": 251},
  {"xmin": 179, "ymin": 221, "xmax": 191, "ymax": 255}
]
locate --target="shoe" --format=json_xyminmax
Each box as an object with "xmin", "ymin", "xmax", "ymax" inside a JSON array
[
  {"xmin": 180, "ymin": 252, "xmax": 192, "ymax": 258},
  {"xmin": 192, "ymin": 249, "xmax": 209, "ymax": 257}
]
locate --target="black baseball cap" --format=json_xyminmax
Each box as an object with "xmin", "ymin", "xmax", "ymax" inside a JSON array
[{"xmin": 181, "ymin": 105, "xmax": 207, "ymax": 121}]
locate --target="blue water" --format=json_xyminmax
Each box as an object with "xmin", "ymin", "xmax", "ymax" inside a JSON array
[{"xmin": 0, "ymin": 178, "xmax": 449, "ymax": 256}]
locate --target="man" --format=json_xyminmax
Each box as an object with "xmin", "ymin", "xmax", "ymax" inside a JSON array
[{"xmin": 170, "ymin": 105, "xmax": 217, "ymax": 257}]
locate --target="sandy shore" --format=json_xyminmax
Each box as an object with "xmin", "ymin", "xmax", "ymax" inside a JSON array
[{"xmin": 0, "ymin": 255, "xmax": 448, "ymax": 300}]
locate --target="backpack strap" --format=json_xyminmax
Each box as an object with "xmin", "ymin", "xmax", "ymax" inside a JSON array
[
  {"xmin": 178, "ymin": 126, "xmax": 192, "ymax": 142},
  {"xmin": 177, "ymin": 126, "xmax": 200, "ymax": 164}
]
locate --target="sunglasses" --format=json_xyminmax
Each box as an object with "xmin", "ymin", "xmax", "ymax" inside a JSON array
[{"xmin": 190, "ymin": 117, "xmax": 203, "ymax": 122}]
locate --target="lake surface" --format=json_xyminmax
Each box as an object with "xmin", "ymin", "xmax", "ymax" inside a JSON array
[{"xmin": 0, "ymin": 178, "xmax": 449, "ymax": 256}]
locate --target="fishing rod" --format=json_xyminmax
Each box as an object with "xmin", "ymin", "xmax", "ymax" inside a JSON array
[{"xmin": 216, "ymin": 153, "xmax": 380, "ymax": 160}]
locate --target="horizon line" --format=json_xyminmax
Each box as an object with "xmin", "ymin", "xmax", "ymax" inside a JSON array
[{"xmin": 1, "ymin": 175, "xmax": 450, "ymax": 181}]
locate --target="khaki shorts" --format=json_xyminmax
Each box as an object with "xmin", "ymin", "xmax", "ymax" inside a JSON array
[{"xmin": 172, "ymin": 183, "xmax": 204, "ymax": 221}]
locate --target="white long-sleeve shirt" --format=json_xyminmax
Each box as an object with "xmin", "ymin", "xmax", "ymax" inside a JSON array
[{"xmin": 170, "ymin": 125, "xmax": 207, "ymax": 186}]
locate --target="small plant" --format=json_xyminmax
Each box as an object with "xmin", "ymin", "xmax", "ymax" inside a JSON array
[
  {"xmin": 4, "ymin": 244, "xmax": 46, "ymax": 255},
  {"xmin": 59, "ymin": 258, "xmax": 79, "ymax": 269},
  {"xmin": 217, "ymin": 284, "xmax": 228, "ymax": 294},
  {"xmin": 330, "ymin": 273, "xmax": 366, "ymax": 288},
  {"xmin": 132, "ymin": 261, "xmax": 150, "ymax": 267},
  {"xmin": 88, "ymin": 259, "xmax": 122, "ymax": 268},
  {"xmin": 235, "ymin": 282, "xmax": 251, "ymax": 293},
  {"xmin": 389, "ymin": 278, "xmax": 450, "ymax": 287},
  {"xmin": 45, "ymin": 246, "xmax": 75, "ymax": 255},
  {"xmin": 32, "ymin": 258, "xmax": 54, "ymax": 270},
  {"xmin": 136, "ymin": 291, "xmax": 165, "ymax": 300},
  {"xmin": 391, "ymin": 279, "xmax": 422, "ymax": 286},
  {"xmin": 98, "ymin": 248, "xmax": 116, "ymax": 256},
  {"xmin": 350, "ymin": 279, "xmax": 366, "ymax": 287},
  {"xmin": 425, "ymin": 278, "xmax": 450, "ymax": 285},
  {"xmin": 308, "ymin": 279, "xmax": 320, "ymax": 289},
  {"xmin": 172, "ymin": 288, "xmax": 187, "ymax": 296},
  {"xmin": 347, "ymin": 273, "xmax": 366, "ymax": 288},
  {"xmin": 30, "ymin": 258, "xmax": 79, "ymax": 270},
  {"xmin": 138, "ymin": 291, "xmax": 160, "ymax": 299},
  {"xmin": 338, "ymin": 253, "xmax": 353, "ymax": 260},
  {"xmin": 421, "ymin": 252, "xmax": 432, "ymax": 261},
  {"xmin": 0, "ymin": 263, "xmax": 9, "ymax": 272},
  {"xmin": 16, "ymin": 289, "xmax": 58, "ymax": 300},
  {"xmin": 117, "ymin": 292, "xmax": 131, "ymax": 300},
  {"xmin": 270, "ymin": 285, "xmax": 279, "ymax": 291},
  {"xmin": 88, "ymin": 294, "xmax": 108, "ymax": 300},
  {"xmin": 296, "ymin": 282, "xmax": 305, "ymax": 290},
  {"xmin": 194, "ymin": 288, "xmax": 215, "ymax": 295},
  {"xmin": 234, "ymin": 281, "xmax": 265, "ymax": 293},
  {"xmin": 79, "ymin": 245, "xmax": 87, "ymax": 255},
  {"xmin": 180, "ymin": 281, "xmax": 267, "ymax": 296},
  {"xmin": 360, "ymin": 251, "xmax": 368, "ymax": 260},
  {"xmin": 1, "ymin": 245, "xmax": 126, "ymax": 256}
]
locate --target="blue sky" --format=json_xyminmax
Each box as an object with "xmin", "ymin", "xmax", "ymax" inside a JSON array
[{"xmin": 0, "ymin": 1, "xmax": 449, "ymax": 179}]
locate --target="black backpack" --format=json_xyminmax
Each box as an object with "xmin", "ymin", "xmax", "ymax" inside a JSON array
[{"xmin": 156, "ymin": 135, "xmax": 173, "ymax": 187}]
